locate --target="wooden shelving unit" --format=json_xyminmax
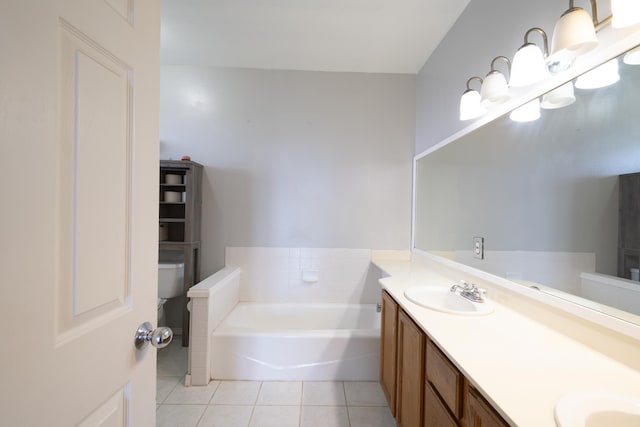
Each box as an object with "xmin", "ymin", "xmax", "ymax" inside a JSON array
[
  {"xmin": 618, "ymin": 172, "xmax": 640, "ymax": 280},
  {"xmin": 159, "ymin": 160, "xmax": 203, "ymax": 346}
]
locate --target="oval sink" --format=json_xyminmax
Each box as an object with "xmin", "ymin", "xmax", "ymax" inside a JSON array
[
  {"xmin": 403, "ymin": 286, "xmax": 494, "ymax": 316},
  {"xmin": 555, "ymin": 391, "xmax": 640, "ymax": 427}
]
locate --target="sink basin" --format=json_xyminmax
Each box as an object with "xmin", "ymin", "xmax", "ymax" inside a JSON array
[
  {"xmin": 403, "ymin": 286, "xmax": 494, "ymax": 316},
  {"xmin": 555, "ymin": 391, "xmax": 640, "ymax": 427}
]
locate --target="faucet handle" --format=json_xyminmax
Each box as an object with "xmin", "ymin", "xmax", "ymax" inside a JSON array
[{"xmin": 460, "ymin": 280, "xmax": 473, "ymax": 290}]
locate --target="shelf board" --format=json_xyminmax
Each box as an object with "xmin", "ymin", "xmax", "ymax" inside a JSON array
[
  {"xmin": 160, "ymin": 202, "xmax": 185, "ymax": 205},
  {"xmin": 159, "ymin": 218, "xmax": 186, "ymax": 223}
]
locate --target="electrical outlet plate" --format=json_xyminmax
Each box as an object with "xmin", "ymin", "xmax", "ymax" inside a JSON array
[{"xmin": 473, "ymin": 237, "xmax": 484, "ymax": 259}]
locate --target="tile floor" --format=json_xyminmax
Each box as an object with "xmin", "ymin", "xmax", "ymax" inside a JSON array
[{"xmin": 156, "ymin": 339, "xmax": 396, "ymax": 427}]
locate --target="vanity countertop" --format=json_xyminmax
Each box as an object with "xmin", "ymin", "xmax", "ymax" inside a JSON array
[{"xmin": 372, "ymin": 254, "xmax": 640, "ymax": 427}]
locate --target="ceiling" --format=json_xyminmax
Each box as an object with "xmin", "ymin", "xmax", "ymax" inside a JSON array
[{"xmin": 161, "ymin": 0, "xmax": 471, "ymax": 74}]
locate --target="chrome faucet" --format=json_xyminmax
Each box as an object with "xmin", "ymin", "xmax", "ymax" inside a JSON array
[{"xmin": 450, "ymin": 280, "xmax": 487, "ymax": 303}]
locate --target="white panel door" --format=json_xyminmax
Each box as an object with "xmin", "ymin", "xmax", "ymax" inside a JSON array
[{"xmin": 0, "ymin": 0, "xmax": 160, "ymax": 425}]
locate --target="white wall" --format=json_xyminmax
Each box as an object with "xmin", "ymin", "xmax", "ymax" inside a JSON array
[{"xmin": 160, "ymin": 67, "xmax": 416, "ymax": 278}]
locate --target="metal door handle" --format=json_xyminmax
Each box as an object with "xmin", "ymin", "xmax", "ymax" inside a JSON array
[{"xmin": 134, "ymin": 322, "xmax": 173, "ymax": 349}]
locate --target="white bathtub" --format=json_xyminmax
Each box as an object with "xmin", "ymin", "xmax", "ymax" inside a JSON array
[{"xmin": 211, "ymin": 303, "xmax": 381, "ymax": 381}]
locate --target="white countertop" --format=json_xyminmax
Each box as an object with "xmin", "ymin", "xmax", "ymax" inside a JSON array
[{"xmin": 372, "ymin": 255, "xmax": 640, "ymax": 427}]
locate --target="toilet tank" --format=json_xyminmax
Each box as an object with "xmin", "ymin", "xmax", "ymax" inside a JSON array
[{"xmin": 158, "ymin": 262, "xmax": 184, "ymax": 298}]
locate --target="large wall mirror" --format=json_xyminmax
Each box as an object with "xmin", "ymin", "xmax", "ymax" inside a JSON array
[{"xmin": 415, "ymin": 44, "xmax": 640, "ymax": 325}]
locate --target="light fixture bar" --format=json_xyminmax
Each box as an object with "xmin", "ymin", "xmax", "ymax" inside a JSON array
[{"xmin": 569, "ymin": 0, "xmax": 599, "ymax": 26}]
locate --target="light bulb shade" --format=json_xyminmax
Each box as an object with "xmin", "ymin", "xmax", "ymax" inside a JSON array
[
  {"xmin": 480, "ymin": 71, "xmax": 510, "ymax": 107},
  {"xmin": 459, "ymin": 89, "xmax": 487, "ymax": 120},
  {"xmin": 611, "ymin": 0, "xmax": 640, "ymax": 28},
  {"xmin": 623, "ymin": 46, "xmax": 640, "ymax": 65},
  {"xmin": 509, "ymin": 98, "xmax": 541, "ymax": 122},
  {"xmin": 575, "ymin": 58, "xmax": 620, "ymax": 89},
  {"xmin": 510, "ymin": 43, "xmax": 548, "ymax": 87},
  {"xmin": 541, "ymin": 81, "xmax": 576, "ymax": 109},
  {"xmin": 548, "ymin": 8, "xmax": 598, "ymax": 72}
]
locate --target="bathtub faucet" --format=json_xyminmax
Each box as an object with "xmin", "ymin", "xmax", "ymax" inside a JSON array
[{"xmin": 450, "ymin": 281, "xmax": 486, "ymax": 303}]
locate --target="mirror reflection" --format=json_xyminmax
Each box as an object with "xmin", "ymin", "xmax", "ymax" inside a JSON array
[{"xmin": 415, "ymin": 47, "xmax": 640, "ymax": 323}]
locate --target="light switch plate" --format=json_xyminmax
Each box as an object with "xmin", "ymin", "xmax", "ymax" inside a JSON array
[{"xmin": 473, "ymin": 237, "xmax": 484, "ymax": 259}]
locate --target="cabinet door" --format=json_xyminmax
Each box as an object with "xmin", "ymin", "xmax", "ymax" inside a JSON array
[
  {"xmin": 380, "ymin": 290, "xmax": 399, "ymax": 414},
  {"xmin": 467, "ymin": 387, "xmax": 510, "ymax": 427},
  {"xmin": 397, "ymin": 309, "xmax": 426, "ymax": 427}
]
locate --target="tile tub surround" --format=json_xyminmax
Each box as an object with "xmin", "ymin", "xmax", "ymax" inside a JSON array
[
  {"xmin": 187, "ymin": 267, "xmax": 241, "ymax": 386},
  {"xmin": 225, "ymin": 247, "xmax": 382, "ymax": 304},
  {"xmin": 187, "ymin": 248, "xmax": 386, "ymax": 385},
  {"xmin": 373, "ymin": 251, "xmax": 640, "ymax": 427}
]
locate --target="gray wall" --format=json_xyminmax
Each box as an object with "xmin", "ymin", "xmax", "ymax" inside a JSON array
[
  {"xmin": 160, "ymin": 67, "xmax": 416, "ymax": 277},
  {"xmin": 415, "ymin": 0, "xmax": 612, "ymax": 154}
]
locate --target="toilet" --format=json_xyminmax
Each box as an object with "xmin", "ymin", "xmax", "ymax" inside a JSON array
[{"xmin": 158, "ymin": 261, "xmax": 184, "ymax": 326}]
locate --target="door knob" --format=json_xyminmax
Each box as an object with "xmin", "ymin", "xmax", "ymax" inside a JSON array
[{"xmin": 134, "ymin": 322, "xmax": 173, "ymax": 349}]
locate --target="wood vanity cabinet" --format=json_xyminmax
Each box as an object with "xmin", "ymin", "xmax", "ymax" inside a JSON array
[
  {"xmin": 380, "ymin": 290, "xmax": 399, "ymax": 415},
  {"xmin": 380, "ymin": 290, "xmax": 425, "ymax": 427},
  {"xmin": 396, "ymin": 309, "xmax": 426, "ymax": 427},
  {"xmin": 380, "ymin": 290, "xmax": 510, "ymax": 427}
]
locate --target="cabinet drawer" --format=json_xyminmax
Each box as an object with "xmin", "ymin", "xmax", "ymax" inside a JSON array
[
  {"xmin": 426, "ymin": 340, "xmax": 464, "ymax": 419},
  {"xmin": 424, "ymin": 383, "xmax": 458, "ymax": 427}
]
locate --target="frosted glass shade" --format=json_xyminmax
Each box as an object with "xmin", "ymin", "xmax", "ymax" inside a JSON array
[
  {"xmin": 575, "ymin": 59, "xmax": 620, "ymax": 89},
  {"xmin": 624, "ymin": 46, "xmax": 640, "ymax": 65},
  {"xmin": 510, "ymin": 43, "xmax": 548, "ymax": 87},
  {"xmin": 509, "ymin": 98, "xmax": 541, "ymax": 122},
  {"xmin": 459, "ymin": 90, "xmax": 486, "ymax": 121},
  {"xmin": 541, "ymin": 81, "xmax": 576, "ymax": 109},
  {"xmin": 548, "ymin": 8, "xmax": 598, "ymax": 72},
  {"xmin": 611, "ymin": 0, "xmax": 640, "ymax": 28},
  {"xmin": 480, "ymin": 71, "xmax": 510, "ymax": 107}
]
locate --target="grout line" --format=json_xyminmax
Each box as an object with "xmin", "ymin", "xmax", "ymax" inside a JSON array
[
  {"xmin": 193, "ymin": 404, "xmax": 207, "ymax": 427},
  {"xmin": 343, "ymin": 382, "xmax": 352, "ymax": 427}
]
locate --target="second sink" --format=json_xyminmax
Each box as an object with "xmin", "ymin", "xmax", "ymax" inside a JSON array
[{"xmin": 404, "ymin": 286, "xmax": 494, "ymax": 316}]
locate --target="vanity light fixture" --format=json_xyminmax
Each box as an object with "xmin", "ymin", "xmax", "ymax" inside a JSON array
[
  {"xmin": 509, "ymin": 98, "xmax": 541, "ymax": 122},
  {"xmin": 541, "ymin": 81, "xmax": 576, "ymax": 109},
  {"xmin": 611, "ymin": 0, "xmax": 640, "ymax": 28},
  {"xmin": 575, "ymin": 57, "xmax": 620, "ymax": 89},
  {"xmin": 459, "ymin": 77, "xmax": 487, "ymax": 120},
  {"xmin": 480, "ymin": 56, "xmax": 511, "ymax": 108},
  {"xmin": 510, "ymin": 28, "xmax": 549, "ymax": 87},
  {"xmin": 548, "ymin": 0, "xmax": 599, "ymax": 73}
]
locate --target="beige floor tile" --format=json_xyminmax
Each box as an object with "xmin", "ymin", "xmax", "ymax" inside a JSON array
[
  {"xmin": 156, "ymin": 404, "xmax": 206, "ymax": 427},
  {"xmin": 302, "ymin": 382, "xmax": 346, "ymax": 406},
  {"xmin": 196, "ymin": 405, "xmax": 253, "ymax": 427},
  {"xmin": 164, "ymin": 380, "xmax": 220, "ymax": 405},
  {"xmin": 256, "ymin": 381, "xmax": 302, "ymax": 405},
  {"xmin": 211, "ymin": 381, "xmax": 261, "ymax": 405},
  {"xmin": 157, "ymin": 339, "xmax": 189, "ymax": 377},
  {"xmin": 348, "ymin": 406, "xmax": 395, "ymax": 427},
  {"xmin": 344, "ymin": 381, "xmax": 387, "ymax": 406},
  {"xmin": 301, "ymin": 406, "xmax": 349, "ymax": 427},
  {"xmin": 249, "ymin": 406, "xmax": 300, "ymax": 427},
  {"xmin": 157, "ymin": 376, "xmax": 181, "ymax": 404}
]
